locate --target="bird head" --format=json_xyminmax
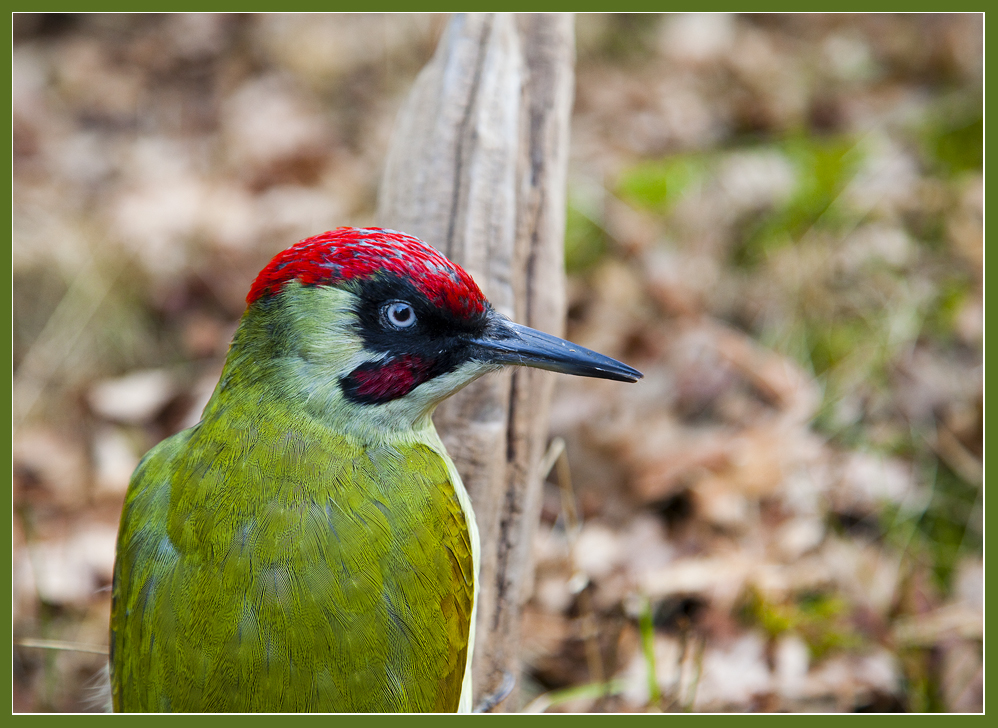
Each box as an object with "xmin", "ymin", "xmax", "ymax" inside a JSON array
[{"xmin": 218, "ymin": 227, "xmax": 641, "ymax": 441}]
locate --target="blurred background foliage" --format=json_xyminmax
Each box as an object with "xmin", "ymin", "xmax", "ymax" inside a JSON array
[{"xmin": 12, "ymin": 13, "xmax": 982, "ymax": 713}]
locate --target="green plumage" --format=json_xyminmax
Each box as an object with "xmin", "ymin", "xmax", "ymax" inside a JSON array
[
  {"xmin": 108, "ymin": 228, "xmax": 641, "ymax": 713},
  {"xmin": 110, "ymin": 288, "xmax": 475, "ymax": 712}
]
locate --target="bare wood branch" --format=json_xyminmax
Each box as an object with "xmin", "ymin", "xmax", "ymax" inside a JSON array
[{"xmin": 378, "ymin": 12, "xmax": 575, "ymax": 711}]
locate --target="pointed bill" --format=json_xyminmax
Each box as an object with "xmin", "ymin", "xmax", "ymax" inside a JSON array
[{"xmin": 471, "ymin": 320, "xmax": 642, "ymax": 383}]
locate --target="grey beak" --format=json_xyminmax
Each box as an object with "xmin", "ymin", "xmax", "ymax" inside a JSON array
[{"xmin": 471, "ymin": 318, "xmax": 642, "ymax": 383}]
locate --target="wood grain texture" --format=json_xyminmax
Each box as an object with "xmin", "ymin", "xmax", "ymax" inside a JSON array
[{"xmin": 378, "ymin": 13, "xmax": 575, "ymax": 711}]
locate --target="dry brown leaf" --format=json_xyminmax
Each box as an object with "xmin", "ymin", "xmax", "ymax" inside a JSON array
[
  {"xmin": 13, "ymin": 428, "xmax": 89, "ymax": 507},
  {"xmin": 892, "ymin": 603, "xmax": 983, "ymax": 646},
  {"xmin": 692, "ymin": 631, "xmax": 772, "ymax": 711},
  {"xmin": 938, "ymin": 640, "xmax": 983, "ymax": 712},
  {"xmin": 91, "ymin": 426, "xmax": 140, "ymax": 499},
  {"xmin": 25, "ymin": 525, "xmax": 118, "ymax": 607},
  {"xmin": 87, "ymin": 368, "xmax": 177, "ymax": 424}
]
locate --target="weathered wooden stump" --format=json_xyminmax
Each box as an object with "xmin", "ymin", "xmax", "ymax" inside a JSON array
[{"xmin": 378, "ymin": 12, "xmax": 575, "ymax": 711}]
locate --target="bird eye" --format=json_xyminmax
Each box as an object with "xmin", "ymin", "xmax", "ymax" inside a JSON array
[{"xmin": 383, "ymin": 301, "xmax": 417, "ymax": 329}]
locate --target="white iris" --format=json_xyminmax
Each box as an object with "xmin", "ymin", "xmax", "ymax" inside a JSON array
[{"xmin": 384, "ymin": 301, "xmax": 417, "ymax": 329}]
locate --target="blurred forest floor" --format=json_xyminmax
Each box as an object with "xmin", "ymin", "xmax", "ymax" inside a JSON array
[{"xmin": 12, "ymin": 14, "xmax": 983, "ymax": 713}]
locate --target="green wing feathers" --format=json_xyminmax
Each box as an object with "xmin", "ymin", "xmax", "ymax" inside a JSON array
[{"xmin": 110, "ymin": 409, "xmax": 474, "ymax": 712}]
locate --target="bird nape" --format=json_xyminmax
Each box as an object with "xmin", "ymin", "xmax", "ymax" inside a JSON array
[{"xmin": 109, "ymin": 227, "xmax": 641, "ymax": 713}]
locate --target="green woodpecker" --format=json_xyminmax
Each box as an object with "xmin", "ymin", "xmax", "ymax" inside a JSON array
[{"xmin": 110, "ymin": 227, "xmax": 641, "ymax": 712}]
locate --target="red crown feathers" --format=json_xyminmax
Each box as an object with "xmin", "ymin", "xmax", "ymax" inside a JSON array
[{"xmin": 247, "ymin": 228, "xmax": 488, "ymax": 320}]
